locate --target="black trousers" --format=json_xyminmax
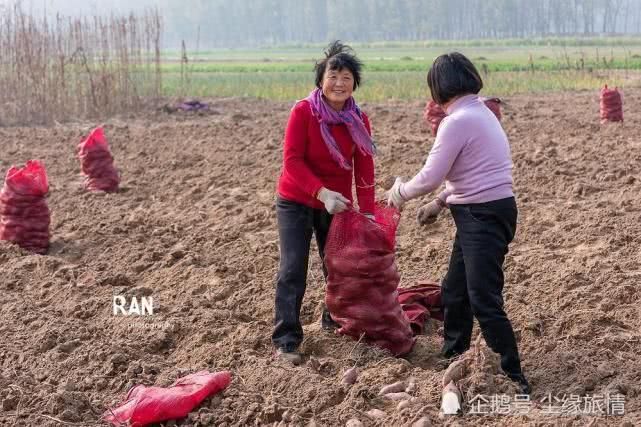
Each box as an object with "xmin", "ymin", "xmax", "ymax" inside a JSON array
[
  {"xmin": 272, "ymin": 197, "xmax": 332, "ymax": 351},
  {"xmin": 441, "ymin": 197, "xmax": 525, "ymax": 380}
]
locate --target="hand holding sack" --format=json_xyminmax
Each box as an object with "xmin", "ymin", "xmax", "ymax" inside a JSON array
[
  {"xmin": 317, "ymin": 187, "xmax": 350, "ymax": 214},
  {"xmin": 386, "ymin": 177, "xmax": 406, "ymax": 210},
  {"xmin": 78, "ymin": 127, "xmax": 120, "ymax": 192},
  {"xmin": 0, "ymin": 160, "xmax": 50, "ymax": 254}
]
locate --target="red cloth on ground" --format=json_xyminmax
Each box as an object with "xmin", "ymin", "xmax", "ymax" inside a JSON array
[
  {"xmin": 103, "ymin": 371, "xmax": 231, "ymax": 427},
  {"xmin": 277, "ymin": 99, "xmax": 375, "ymax": 214},
  {"xmin": 600, "ymin": 85, "xmax": 623, "ymax": 123},
  {"xmin": 0, "ymin": 160, "xmax": 50, "ymax": 254},
  {"xmin": 398, "ymin": 281, "xmax": 443, "ymax": 335}
]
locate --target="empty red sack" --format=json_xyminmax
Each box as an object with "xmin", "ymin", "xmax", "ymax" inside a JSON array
[
  {"xmin": 103, "ymin": 370, "xmax": 231, "ymax": 427},
  {"xmin": 600, "ymin": 85, "xmax": 623, "ymax": 123},
  {"xmin": 78, "ymin": 127, "xmax": 120, "ymax": 192},
  {"xmin": 397, "ymin": 281, "xmax": 443, "ymax": 335},
  {"xmin": 324, "ymin": 203, "xmax": 415, "ymax": 356},
  {"xmin": 0, "ymin": 160, "xmax": 50, "ymax": 254}
]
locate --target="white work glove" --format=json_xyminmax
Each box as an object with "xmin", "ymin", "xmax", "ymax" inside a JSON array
[
  {"xmin": 417, "ymin": 198, "xmax": 446, "ymax": 225},
  {"xmin": 317, "ymin": 188, "xmax": 350, "ymax": 214},
  {"xmin": 386, "ymin": 177, "xmax": 407, "ymax": 210}
]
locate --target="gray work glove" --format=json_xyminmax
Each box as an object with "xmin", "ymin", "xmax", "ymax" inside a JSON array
[
  {"xmin": 417, "ymin": 199, "xmax": 446, "ymax": 225},
  {"xmin": 317, "ymin": 187, "xmax": 350, "ymax": 214}
]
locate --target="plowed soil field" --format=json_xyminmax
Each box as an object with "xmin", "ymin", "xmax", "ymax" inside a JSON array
[{"xmin": 1, "ymin": 91, "xmax": 640, "ymax": 426}]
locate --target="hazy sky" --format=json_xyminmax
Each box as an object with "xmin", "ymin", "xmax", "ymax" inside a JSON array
[{"xmin": 0, "ymin": 0, "xmax": 157, "ymax": 14}]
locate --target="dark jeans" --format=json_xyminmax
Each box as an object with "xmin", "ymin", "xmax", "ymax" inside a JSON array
[
  {"xmin": 272, "ymin": 197, "xmax": 332, "ymax": 351},
  {"xmin": 442, "ymin": 197, "xmax": 526, "ymax": 381}
]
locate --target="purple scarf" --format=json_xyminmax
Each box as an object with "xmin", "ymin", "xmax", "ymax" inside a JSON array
[{"xmin": 305, "ymin": 88, "xmax": 376, "ymax": 170}]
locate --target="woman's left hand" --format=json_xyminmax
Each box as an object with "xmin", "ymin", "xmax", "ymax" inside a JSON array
[
  {"xmin": 386, "ymin": 177, "xmax": 406, "ymax": 210},
  {"xmin": 417, "ymin": 199, "xmax": 445, "ymax": 225}
]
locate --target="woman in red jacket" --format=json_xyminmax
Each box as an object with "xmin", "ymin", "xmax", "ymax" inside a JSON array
[{"xmin": 273, "ymin": 41, "xmax": 376, "ymax": 364}]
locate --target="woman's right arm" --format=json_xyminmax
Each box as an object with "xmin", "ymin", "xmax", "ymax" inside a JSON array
[{"xmin": 283, "ymin": 102, "xmax": 324, "ymax": 197}]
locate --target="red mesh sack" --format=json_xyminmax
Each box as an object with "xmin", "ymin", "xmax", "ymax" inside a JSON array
[
  {"xmin": 78, "ymin": 127, "xmax": 120, "ymax": 192},
  {"xmin": 324, "ymin": 203, "xmax": 414, "ymax": 355},
  {"xmin": 600, "ymin": 85, "xmax": 623, "ymax": 123},
  {"xmin": 103, "ymin": 371, "xmax": 231, "ymax": 427},
  {"xmin": 423, "ymin": 100, "xmax": 446, "ymax": 136},
  {"xmin": 483, "ymin": 97, "xmax": 502, "ymax": 121},
  {"xmin": 424, "ymin": 98, "xmax": 502, "ymax": 137},
  {"xmin": 0, "ymin": 160, "xmax": 50, "ymax": 254},
  {"xmin": 397, "ymin": 281, "xmax": 443, "ymax": 335}
]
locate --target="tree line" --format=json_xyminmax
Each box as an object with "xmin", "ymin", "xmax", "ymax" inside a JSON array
[
  {"xmin": 5, "ymin": 0, "xmax": 641, "ymax": 48},
  {"xmin": 157, "ymin": 0, "xmax": 641, "ymax": 48}
]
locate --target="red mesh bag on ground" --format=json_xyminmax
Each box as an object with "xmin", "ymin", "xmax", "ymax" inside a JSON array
[
  {"xmin": 600, "ymin": 85, "xmax": 623, "ymax": 123},
  {"xmin": 0, "ymin": 160, "xmax": 50, "ymax": 254},
  {"xmin": 397, "ymin": 281, "xmax": 443, "ymax": 335},
  {"xmin": 103, "ymin": 371, "xmax": 231, "ymax": 427},
  {"xmin": 324, "ymin": 203, "xmax": 414, "ymax": 355},
  {"xmin": 78, "ymin": 127, "xmax": 120, "ymax": 192},
  {"xmin": 423, "ymin": 100, "xmax": 446, "ymax": 136}
]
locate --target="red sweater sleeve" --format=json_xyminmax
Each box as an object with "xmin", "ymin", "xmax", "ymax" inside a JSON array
[
  {"xmin": 354, "ymin": 113, "xmax": 376, "ymax": 215},
  {"xmin": 282, "ymin": 102, "xmax": 324, "ymax": 197}
]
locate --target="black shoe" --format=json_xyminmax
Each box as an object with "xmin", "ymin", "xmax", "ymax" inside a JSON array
[
  {"xmin": 439, "ymin": 348, "xmax": 464, "ymax": 360},
  {"xmin": 274, "ymin": 347, "xmax": 302, "ymax": 365},
  {"xmin": 508, "ymin": 374, "xmax": 531, "ymax": 395},
  {"xmin": 321, "ymin": 308, "xmax": 340, "ymax": 331},
  {"xmin": 436, "ymin": 350, "xmax": 464, "ymax": 371},
  {"xmin": 517, "ymin": 379, "xmax": 532, "ymax": 395}
]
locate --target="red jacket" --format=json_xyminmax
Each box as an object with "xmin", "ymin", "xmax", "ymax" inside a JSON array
[{"xmin": 277, "ymin": 100, "xmax": 375, "ymax": 214}]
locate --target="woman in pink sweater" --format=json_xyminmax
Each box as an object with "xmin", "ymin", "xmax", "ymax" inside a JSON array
[{"xmin": 387, "ymin": 52, "xmax": 530, "ymax": 394}]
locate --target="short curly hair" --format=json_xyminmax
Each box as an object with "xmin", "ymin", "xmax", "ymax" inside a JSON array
[
  {"xmin": 427, "ymin": 52, "xmax": 483, "ymax": 105},
  {"xmin": 314, "ymin": 40, "xmax": 362, "ymax": 90}
]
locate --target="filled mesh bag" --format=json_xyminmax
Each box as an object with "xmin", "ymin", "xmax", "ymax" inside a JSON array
[
  {"xmin": 324, "ymin": 203, "xmax": 414, "ymax": 355},
  {"xmin": 78, "ymin": 126, "xmax": 120, "ymax": 192},
  {"xmin": 600, "ymin": 85, "xmax": 623, "ymax": 123},
  {"xmin": 0, "ymin": 160, "xmax": 50, "ymax": 254}
]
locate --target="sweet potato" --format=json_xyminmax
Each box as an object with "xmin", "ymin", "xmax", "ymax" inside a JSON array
[
  {"xmin": 342, "ymin": 367, "xmax": 358, "ymax": 385},
  {"xmin": 441, "ymin": 359, "xmax": 466, "ymax": 387},
  {"xmin": 378, "ymin": 381, "xmax": 406, "ymax": 396},
  {"xmin": 383, "ymin": 392, "xmax": 412, "ymax": 401}
]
